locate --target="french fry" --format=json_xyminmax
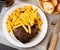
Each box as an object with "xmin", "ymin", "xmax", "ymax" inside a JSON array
[
  {"xmin": 33, "ymin": 8, "xmax": 37, "ymax": 12},
  {"xmin": 6, "ymin": 22, "xmax": 10, "ymax": 32},
  {"xmin": 21, "ymin": 23, "xmax": 28, "ymax": 33},
  {"xmin": 24, "ymin": 5, "xmax": 32, "ymax": 11},
  {"xmin": 25, "ymin": 11, "xmax": 33, "ymax": 26},
  {"xmin": 28, "ymin": 25, "xmax": 31, "ymax": 34},
  {"xmin": 39, "ymin": 17, "xmax": 43, "ymax": 25},
  {"xmin": 37, "ymin": 17, "xmax": 43, "ymax": 25},
  {"xmin": 18, "ymin": 19, "xmax": 28, "ymax": 33},
  {"xmin": 20, "ymin": 14, "xmax": 28, "ymax": 25},
  {"xmin": 12, "ymin": 12, "xmax": 17, "ymax": 22},
  {"xmin": 39, "ymin": 21, "xmax": 43, "ymax": 25},
  {"xmin": 38, "ymin": 19, "xmax": 42, "ymax": 31},
  {"xmin": 6, "ymin": 22, "xmax": 13, "ymax": 32},
  {"xmin": 29, "ymin": 12, "xmax": 34, "ymax": 25},
  {"xmin": 38, "ymin": 24, "xmax": 42, "ymax": 31},
  {"xmin": 21, "ymin": 13, "xmax": 29, "ymax": 23},
  {"xmin": 13, "ymin": 24, "xmax": 21, "ymax": 29},
  {"xmin": 15, "ymin": 10, "xmax": 20, "ymax": 17},
  {"xmin": 13, "ymin": 18, "xmax": 20, "ymax": 26},
  {"xmin": 9, "ymin": 14, "xmax": 13, "ymax": 21},
  {"xmin": 7, "ymin": 20, "xmax": 13, "ymax": 27},
  {"xmin": 24, "ymin": 11, "xmax": 30, "ymax": 23},
  {"xmin": 16, "ymin": 8, "xmax": 21, "ymax": 13},
  {"xmin": 23, "ymin": 13, "xmax": 29, "ymax": 23},
  {"xmin": 32, "ymin": 12, "xmax": 38, "ymax": 20},
  {"xmin": 7, "ymin": 16, "xmax": 12, "ymax": 21},
  {"xmin": 16, "ymin": 17, "xmax": 27, "ymax": 26}
]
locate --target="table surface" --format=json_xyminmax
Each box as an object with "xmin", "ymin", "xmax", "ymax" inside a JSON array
[{"xmin": 0, "ymin": 0, "xmax": 60, "ymax": 50}]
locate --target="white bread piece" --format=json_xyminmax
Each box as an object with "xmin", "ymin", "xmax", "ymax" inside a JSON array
[
  {"xmin": 43, "ymin": 2, "xmax": 54, "ymax": 14},
  {"xmin": 51, "ymin": 0, "xmax": 58, "ymax": 7},
  {"xmin": 57, "ymin": 3, "xmax": 60, "ymax": 12},
  {"xmin": 42, "ymin": 0, "xmax": 49, "ymax": 2}
]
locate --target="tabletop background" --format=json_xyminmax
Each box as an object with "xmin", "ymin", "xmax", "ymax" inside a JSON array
[{"xmin": 0, "ymin": 0, "xmax": 60, "ymax": 50}]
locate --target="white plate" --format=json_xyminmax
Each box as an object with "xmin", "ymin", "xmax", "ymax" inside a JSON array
[{"xmin": 2, "ymin": 3, "xmax": 48, "ymax": 48}]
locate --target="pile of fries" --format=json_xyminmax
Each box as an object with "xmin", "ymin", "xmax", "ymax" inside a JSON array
[{"xmin": 6, "ymin": 5, "xmax": 43, "ymax": 34}]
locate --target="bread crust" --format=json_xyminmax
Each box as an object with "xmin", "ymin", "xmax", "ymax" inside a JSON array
[
  {"xmin": 57, "ymin": 3, "xmax": 60, "ymax": 12},
  {"xmin": 51, "ymin": 0, "xmax": 58, "ymax": 7}
]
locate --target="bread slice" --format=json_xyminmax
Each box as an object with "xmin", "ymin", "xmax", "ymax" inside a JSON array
[
  {"xmin": 42, "ymin": 0, "xmax": 49, "ymax": 2},
  {"xmin": 57, "ymin": 3, "xmax": 60, "ymax": 12},
  {"xmin": 51, "ymin": 0, "xmax": 58, "ymax": 7},
  {"xmin": 43, "ymin": 2, "xmax": 54, "ymax": 14}
]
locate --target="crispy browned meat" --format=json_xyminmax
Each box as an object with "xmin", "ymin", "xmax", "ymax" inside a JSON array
[{"xmin": 13, "ymin": 25, "xmax": 38, "ymax": 43}]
